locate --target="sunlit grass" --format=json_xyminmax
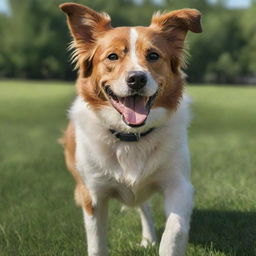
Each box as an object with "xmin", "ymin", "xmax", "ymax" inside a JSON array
[{"xmin": 0, "ymin": 80, "xmax": 255, "ymax": 255}]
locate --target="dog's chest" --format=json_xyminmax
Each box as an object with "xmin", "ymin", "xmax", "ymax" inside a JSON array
[
  {"xmin": 77, "ymin": 129, "xmax": 165, "ymax": 182},
  {"xmin": 71, "ymin": 96, "xmax": 190, "ymax": 204},
  {"xmin": 88, "ymin": 138, "xmax": 164, "ymax": 202},
  {"xmin": 75, "ymin": 130, "xmax": 166, "ymax": 205}
]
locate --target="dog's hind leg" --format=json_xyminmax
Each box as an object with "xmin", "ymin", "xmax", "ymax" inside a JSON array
[
  {"xmin": 62, "ymin": 122, "xmax": 93, "ymax": 215},
  {"xmin": 138, "ymin": 202, "xmax": 157, "ymax": 247}
]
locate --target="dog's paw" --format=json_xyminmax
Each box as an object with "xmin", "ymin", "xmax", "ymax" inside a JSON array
[
  {"xmin": 140, "ymin": 238, "xmax": 156, "ymax": 248},
  {"xmin": 120, "ymin": 205, "xmax": 129, "ymax": 212}
]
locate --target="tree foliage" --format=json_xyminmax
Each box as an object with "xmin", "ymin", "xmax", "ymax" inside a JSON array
[{"xmin": 0, "ymin": 0, "xmax": 255, "ymax": 83}]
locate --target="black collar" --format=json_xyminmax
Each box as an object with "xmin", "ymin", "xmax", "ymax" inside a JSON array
[{"xmin": 110, "ymin": 128, "xmax": 154, "ymax": 142}]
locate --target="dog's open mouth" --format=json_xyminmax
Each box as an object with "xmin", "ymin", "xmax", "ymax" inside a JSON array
[{"xmin": 104, "ymin": 86, "xmax": 157, "ymax": 127}]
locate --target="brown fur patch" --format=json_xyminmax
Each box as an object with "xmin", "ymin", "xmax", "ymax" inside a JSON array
[
  {"xmin": 134, "ymin": 26, "xmax": 185, "ymax": 111},
  {"xmin": 150, "ymin": 9, "xmax": 202, "ymax": 74},
  {"xmin": 77, "ymin": 27, "xmax": 133, "ymax": 111},
  {"xmin": 151, "ymin": 9, "xmax": 202, "ymax": 34},
  {"xmin": 63, "ymin": 122, "xmax": 93, "ymax": 216}
]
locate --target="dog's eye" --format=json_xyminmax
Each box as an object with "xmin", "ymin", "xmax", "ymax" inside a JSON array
[
  {"xmin": 107, "ymin": 53, "xmax": 119, "ymax": 61},
  {"xmin": 147, "ymin": 52, "xmax": 160, "ymax": 61}
]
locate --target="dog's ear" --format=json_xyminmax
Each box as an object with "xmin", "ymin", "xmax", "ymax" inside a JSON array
[
  {"xmin": 150, "ymin": 9, "xmax": 202, "ymax": 72},
  {"xmin": 151, "ymin": 9, "xmax": 202, "ymax": 39},
  {"xmin": 60, "ymin": 3, "xmax": 112, "ymax": 44},
  {"xmin": 60, "ymin": 3, "xmax": 112, "ymax": 76}
]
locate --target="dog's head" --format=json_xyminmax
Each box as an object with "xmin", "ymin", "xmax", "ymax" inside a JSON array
[{"xmin": 60, "ymin": 3, "xmax": 202, "ymax": 128}]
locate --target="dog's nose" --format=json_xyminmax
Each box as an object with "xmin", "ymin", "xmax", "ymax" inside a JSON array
[{"xmin": 126, "ymin": 71, "xmax": 147, "ymax": 90}]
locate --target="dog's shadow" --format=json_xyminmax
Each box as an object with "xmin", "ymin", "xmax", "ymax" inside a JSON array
[
  {"xmin": 109, "ymin": 207, "xmax": 256, "ymax": 256},
  {"xmin": 155, "ymin": 209, "xmax": 256, "ymax": 255}
]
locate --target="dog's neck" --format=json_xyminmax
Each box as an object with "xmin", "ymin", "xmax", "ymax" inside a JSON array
[{"xmin": 109, "ymin": 127, "xmax": 155, "ymax": 142}]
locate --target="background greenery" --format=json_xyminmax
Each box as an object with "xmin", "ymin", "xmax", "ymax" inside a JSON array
[
  {"xmin": 0, "ymin": 81, "xmax": 255, "ymax": 255},
  {"xmin": 0, "ymin": 0, "xmax": 256, "ymax": 83}
]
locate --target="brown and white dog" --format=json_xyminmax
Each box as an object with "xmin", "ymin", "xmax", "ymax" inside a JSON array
[{"xmin": 60, "ymin": 3, "xmax": 202, "ymax": 256}]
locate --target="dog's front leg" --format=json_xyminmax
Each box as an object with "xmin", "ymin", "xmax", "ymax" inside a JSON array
[
  {"xmin": 83, "ymin": 199, "xmax": 109, "ymax": 256},
  {"xmin": 159, "ymin": 178, "xmax": 193, "ymax": 256}
]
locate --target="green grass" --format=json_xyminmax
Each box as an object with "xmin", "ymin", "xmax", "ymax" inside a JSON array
[{"xmin": 0, "ymin": 80, "xmax": 255, "ymax": 256}]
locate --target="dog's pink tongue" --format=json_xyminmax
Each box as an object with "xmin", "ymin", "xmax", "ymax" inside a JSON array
[{"xmin": 121, "ymin": 96, "xmax": 148, "ymax": 126}]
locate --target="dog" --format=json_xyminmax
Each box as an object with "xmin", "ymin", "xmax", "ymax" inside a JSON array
[{"xmin": 60, "ymin": 3, "xmax": 202, "ymax": 256}]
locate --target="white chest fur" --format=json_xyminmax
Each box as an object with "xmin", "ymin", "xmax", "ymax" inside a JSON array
[{"xmin": 69, "ymin": 96, "xmax": 191, "ymax": 205}]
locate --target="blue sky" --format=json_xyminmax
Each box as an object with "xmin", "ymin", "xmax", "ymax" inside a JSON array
[
  {"xmin": 0, "ymin": 0, "xmax": 252, "ymax": 13},
  {"xmin": 209, "ymin": 0, "xmax": 251, "ymax": 8},
  {"xmin": 0, "ymin": 0, "xmax": 9, "ymax": 13}
]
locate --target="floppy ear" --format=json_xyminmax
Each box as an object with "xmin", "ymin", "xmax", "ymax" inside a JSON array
[
  {"xmin": 60, "ymin": 3, "xmax": 112, "ymax": 75},
  {"xmin": 151, "ymin": 9, "xmax": 202, "ymax": 38},
  {"xmin": 150, "ymin": 9, "xmax": 202, "ymax": 72}
]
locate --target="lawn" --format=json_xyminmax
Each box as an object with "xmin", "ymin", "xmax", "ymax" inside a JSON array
[{"xmin": 0, "ymin": 80, "xmax": 255, "ymax": 256}]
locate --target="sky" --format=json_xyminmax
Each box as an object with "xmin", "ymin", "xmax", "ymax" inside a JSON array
[
  {"xmin": 0, "ymin": 0, "xmax": 252, "ymax": 13},
  {"xmin": 0, "ymin": 0, "xmax": 9, "ymax": 13},
  {"xmin": 209, "ymin": 0, "xmax": 251, "ymax": 8}
]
